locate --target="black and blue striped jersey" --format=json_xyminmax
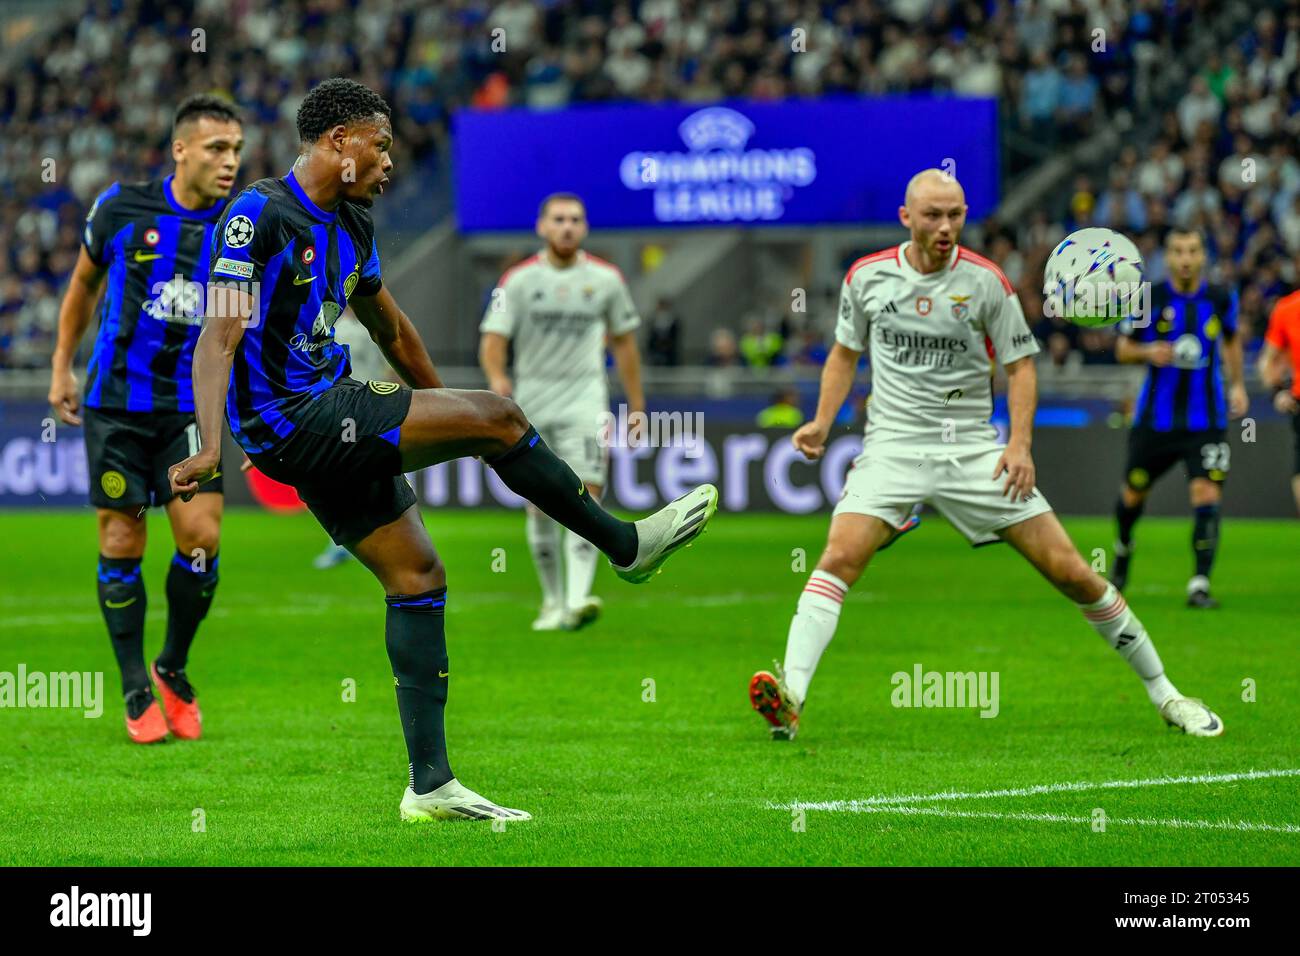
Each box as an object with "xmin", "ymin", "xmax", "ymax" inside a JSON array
[
  {"xmin": 1119, "ymin": 280, "xmax": 1238, "ymax": 432},
  {"xmin": 81, "ymin": 177, "xmax": 227, "ymax": 413},
  {"xmin": 208, "ymin": 171, "xmax": 382, "ymax": 454}
]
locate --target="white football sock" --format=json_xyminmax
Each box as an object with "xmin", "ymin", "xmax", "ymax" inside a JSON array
[
  {"xmin": 526, "ymin": 509, "xmax": 563, "ymax": 609},
  {"xmin": 782, "ymin": 570, "xmax": 848, "ymax": 703},
  {"xmin": 1079, "ymin": 583, "xmax": 1178, "ymax": 706},
  {"xmin": 564, "ymin": 528, "xmax": 599, "ymax": 609}
]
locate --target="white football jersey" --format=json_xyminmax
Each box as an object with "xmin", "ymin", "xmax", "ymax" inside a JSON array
[
  {"xmin": 835, "ymin": 241, "xmax": 1039, "ymax": 449},
  {"xmin": 480, "ymin": 250, "xmax": 641, "ymax": 428}
]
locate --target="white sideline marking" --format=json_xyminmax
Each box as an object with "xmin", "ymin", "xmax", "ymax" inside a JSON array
[
  {"xmin": 820, "ymin": 805, "xmax": 1300, "ymax": 834},
  {"xmin": 780, "ymin": 767, "xmax": 1300, "ymax": 812}
]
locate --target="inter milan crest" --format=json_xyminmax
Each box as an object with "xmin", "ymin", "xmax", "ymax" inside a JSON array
[{"xmin": 343, "ymin": 270, "xmax": 359, "ymax": 300}]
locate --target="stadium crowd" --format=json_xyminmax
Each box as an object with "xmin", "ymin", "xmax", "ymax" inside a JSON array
[{"xmin": 0, "ymin": 0, "xmax": 1287, "ymax": 375}]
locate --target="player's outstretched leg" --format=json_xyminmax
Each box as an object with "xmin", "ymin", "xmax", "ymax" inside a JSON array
[
  {"xmin": 1111, "ymin": 485, "xmax": 1145, "ymax": 593},
  {"xmin": 151, "ymin": 493, "xmax": 222, "ymax": 740},
  {"xmin": 96, "ymin": 509, "xmax": 167, "ymax": 744},
  {"xmin": 751, "ymin": 513, "xmax": 894, "ymax": 740},
  {"xmin": 1001, "ymin": 512, "xmax": 1223, "ymax": 736},
  {"xmin": 398, "ymin": 388, "xmax": 716, "ymax": 583},
  {"xmin": 350, "ymin": 507, "xmax": 532, "ymax": 822}
]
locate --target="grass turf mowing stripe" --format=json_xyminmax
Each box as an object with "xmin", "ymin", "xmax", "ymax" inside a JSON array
[{"xmin": 778, "ymin": 768, "xmax": 1300, "ymax": 811}]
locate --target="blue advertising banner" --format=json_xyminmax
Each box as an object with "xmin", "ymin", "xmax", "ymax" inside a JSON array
[{"xmin": 453, "ymin": 98, "xmax": 998, "ymax": 231}]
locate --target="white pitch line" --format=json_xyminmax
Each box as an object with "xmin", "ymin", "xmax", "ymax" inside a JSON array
[
  {"xmin": 819, "ymin": 805, "xmax": 1300, "ymax": 834},
  {"xmin": 778, "ymin": 767, "xmax": 1300, "ymax": 813}
]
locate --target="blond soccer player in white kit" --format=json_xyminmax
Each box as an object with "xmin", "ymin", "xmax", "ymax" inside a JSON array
[
  {"xmin": 480, "ymin": 193, "xmax": 645, "ymax": 631},
  {"xmin": 749, "ymin": 169, "xmax": 1224, "ymax": 739}
]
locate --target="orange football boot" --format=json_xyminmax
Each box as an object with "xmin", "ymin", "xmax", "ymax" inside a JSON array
[
  {"xmin": 125, "ymin": 690, "xmax": 168, "ymax": 744},
  {"xmin": 151, "ymin": 662, "xmax": 203, "ymax": 740}
]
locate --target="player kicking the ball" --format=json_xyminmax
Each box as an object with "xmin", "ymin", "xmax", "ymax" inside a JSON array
[
  {"xmin": 749, "ymin": 169, "xmax": 1223, "ymax": 741},
  {"xmin": 169, "ymin": 79, "xmax": 715, "ymax": 823},
  {"xmin": 479, "ymin": 193, "xmax": 645, "ymax": 632}
]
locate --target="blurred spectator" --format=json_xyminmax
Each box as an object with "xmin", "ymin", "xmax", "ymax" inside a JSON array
[
  {"xmin": 707, "ymin": 328, "xmax": 739, "ymax": 367},
  {"xmin": 739, "ymin": 318, "xmax": 783, "ymax": 368},
  {"xmin": 756, "ymin": 387, "xmax": 804, "ymax": 428},
  {"xmin": 645, "ymin": 297, "xmax": 681, "ymax": 367}
]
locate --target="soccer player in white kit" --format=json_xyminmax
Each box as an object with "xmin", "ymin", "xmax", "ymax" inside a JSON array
[
  {"xmin": 749, "ymin": 169, "xmax": 1224, "ymax": 739},
  {"xmin": 480, "ymin": 193, "xmax": 645, "ymax": 631}
]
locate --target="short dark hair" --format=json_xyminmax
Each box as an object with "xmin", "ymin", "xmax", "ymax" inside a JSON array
[
  {"xmin": 538, "ymin": 192, "xmax": 585, "ymax": 218},
  {"xmin": 172, "ymin": 94, "xmax": 241, "ymax": 136},
  {"xmin": 296, "ymin": 78, "xmax": 391, "ymax": 144},
  {"xmin": 1166, "ymin": 225, "xmax": 1205, "ymax": 248}
]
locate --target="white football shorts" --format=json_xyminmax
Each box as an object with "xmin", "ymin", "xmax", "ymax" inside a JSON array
[{"xmin": 832, "ymin": 441, "xmax": 1053, "ymax": 546}]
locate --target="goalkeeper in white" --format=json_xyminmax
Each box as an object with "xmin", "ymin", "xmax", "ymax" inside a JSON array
[{"xmin": 749, "ymin": 169, "xmax": 1223, "ymax": 740}]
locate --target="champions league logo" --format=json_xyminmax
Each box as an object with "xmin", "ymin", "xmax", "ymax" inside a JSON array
[{"xmin": 618, "ymin": 107, "xmax": 817, "ymax": 223}]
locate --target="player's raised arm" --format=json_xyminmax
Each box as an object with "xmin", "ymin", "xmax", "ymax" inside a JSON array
[
  {"xmin": 48, "ymin": 247, "xmax": 108, "ymax": 426},
  {"xmin": 351, "ymin": 286, "xmax": 443, "ymax": 389}
]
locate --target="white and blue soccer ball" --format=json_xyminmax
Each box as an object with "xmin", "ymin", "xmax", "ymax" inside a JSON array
[{"xmin": 1043, "ymin": 227, "xmax": 1145, "ymax": 328}]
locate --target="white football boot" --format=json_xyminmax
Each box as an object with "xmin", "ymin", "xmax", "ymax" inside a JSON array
[
  {"xmin": 563, "ymin": 595, "xmax": 603, "ymax": 631},
  {"xmin": 612, "ymin": 484, "xmax": 718, "ymax": 584},
  {"xmin": 399, "ymin": 779, "xmax": 533, "ymax": 822},
  {"xmin": 531, "ymin": 602, "xmax": 567, "ymax": 631},
  {"xmin": 1159, "ymin": 696, "xmax": 1224, "ymax": 737}
]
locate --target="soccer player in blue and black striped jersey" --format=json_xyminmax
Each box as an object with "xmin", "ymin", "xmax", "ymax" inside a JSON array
[
  {"xmin": 1111, "ymin": 227, "xmax": 1248, "ymax": 608},
  {"xmin": 49, "ymin": 95, "xmax": 243, "ymax": 743},
  {"xmin": 167, "ymin": 79, "xmax": 716, "ymax": 822}
]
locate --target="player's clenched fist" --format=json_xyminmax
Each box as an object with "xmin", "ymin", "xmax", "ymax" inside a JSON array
[
  {"xmin": 793, "ymin": 420, "xmax": 830, "ymax": 460},
  {"xmin": 48, "ymin": 367, "xmax": 82, "ymax": 426},
  {"xmin": 170, "ymin": 449, "xmax": 221, "ymax": 502}
]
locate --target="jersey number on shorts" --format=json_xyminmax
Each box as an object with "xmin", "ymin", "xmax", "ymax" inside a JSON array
[{"xmin": 1200, "ymin": 442, "xmax": 1230, "ymax": 474}]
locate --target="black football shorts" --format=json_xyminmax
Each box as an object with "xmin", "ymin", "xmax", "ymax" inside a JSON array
[
  {"xmin": 83, "ymin": 406, "xmax": 223, "ymax": 509},
  {"xmin": 1124, "ymin": 426, "xmax": 1230, "ymax": 491},
  {"xmin": 248, "ymin": 377, "xmax": 415, "ymax": 547}
]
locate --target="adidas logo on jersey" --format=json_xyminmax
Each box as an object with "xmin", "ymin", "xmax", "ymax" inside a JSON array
[{"xmin": 882, "ymin": 301, "xmax": 899, "ymax": 313}]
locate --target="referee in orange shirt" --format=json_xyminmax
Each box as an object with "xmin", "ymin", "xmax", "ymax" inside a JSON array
[{"xmin": 1259, "ymin": 290, "xmax": 1300, "ymax": 515}]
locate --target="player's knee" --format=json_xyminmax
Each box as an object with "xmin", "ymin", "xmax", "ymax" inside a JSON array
[
  {"xmin": 99, "ymin": 513, "xmax": 144, "ymax": 557},
  {"xmin": 478, "ymin": 391, "xmax": 529, "ymax": 445},
  {"xmin": 176, "ymin": 523, "xmax": 221, "ymax": 560},
  {"xmin": 386, "ymin": 550, "xmax": 446, "ymax": 595},
  {"xmin": 1189, "ymin": 479, "xmax": 1220, "ymax": 507},
  {"xmin": 1054, "ymin": 552, "xmax": 1097, "ymax": 600},
  {"xmin": 818, "ymin": 544, "xmax": 866, "ymax": 586}
]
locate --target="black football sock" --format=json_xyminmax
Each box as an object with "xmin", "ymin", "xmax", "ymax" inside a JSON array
[
  {"xmin": 97, "ymin": 556, "xmax": 148, "ymax": 695},
  {"xmin": 1192, "ymin": 504, "xmax": 1220, "ymax": 579},
  {"xmin": 385, "ymin": 588, "xmax": 454, "ymax": 795},
  {"xmin": 157, "ymin": 551, "xmax": 219, "ymax": 672},
  {"xmin": 487, "ymin": 426, "xmax": 638, "ymax": 566},
  {"xmin": 1115, "ymin": 497, "xmax": 1143, "ymax": 551}
]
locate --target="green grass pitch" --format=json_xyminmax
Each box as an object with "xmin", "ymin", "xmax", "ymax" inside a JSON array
[{"xmin": 0, "ymin": 507, "xmax": 1296, "ymax": 866}]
